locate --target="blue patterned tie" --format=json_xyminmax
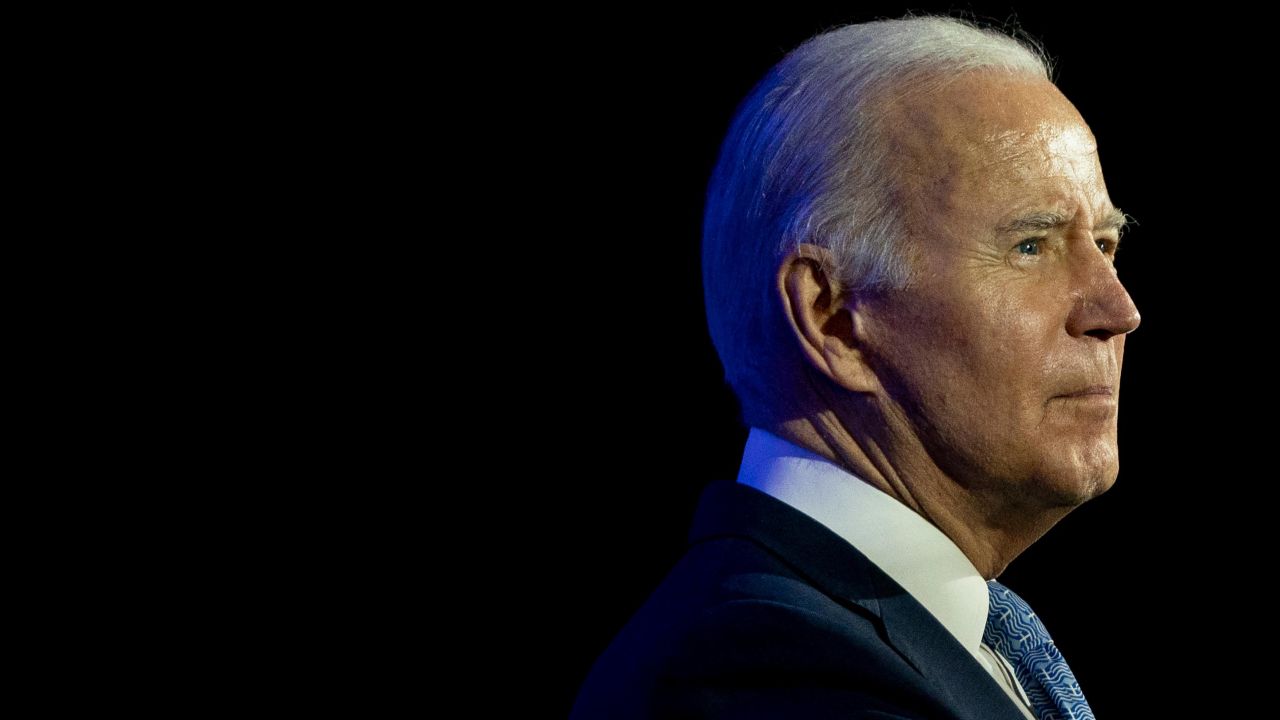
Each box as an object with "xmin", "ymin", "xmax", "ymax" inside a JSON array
[{"xmin": 983, "ymin": 580, "xmax": 1095, "ymax": 720}]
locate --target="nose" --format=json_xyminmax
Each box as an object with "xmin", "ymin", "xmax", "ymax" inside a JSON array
[{"xmin": 1065, "ymin": 240, "xmax": 1142, "ymax": 340}]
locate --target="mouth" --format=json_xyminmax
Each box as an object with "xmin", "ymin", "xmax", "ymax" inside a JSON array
[
  {"xmin": 1057, "ymin": 385, "xmax": 1114, "ymax": 399},
  {"xmin": 1050, "ymin": 385, "xmax": 1117, "ymax": 417}
]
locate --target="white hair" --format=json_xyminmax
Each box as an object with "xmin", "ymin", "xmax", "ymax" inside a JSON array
[{"xmin": 701, "ymin": 14, "xmax": 1053, "ymax": 424}]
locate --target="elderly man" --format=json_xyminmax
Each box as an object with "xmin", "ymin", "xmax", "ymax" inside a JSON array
[{"xmin": 571, "ymin": 14, "xmax": 1138, "ymax": 720}]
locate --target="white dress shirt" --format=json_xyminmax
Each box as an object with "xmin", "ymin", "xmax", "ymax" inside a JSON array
[{"xmin": 736, "ymin": 426, "xmax": 1037, "ymax": 719}]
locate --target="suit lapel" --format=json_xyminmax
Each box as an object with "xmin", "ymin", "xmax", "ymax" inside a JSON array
[
  {"xmin": 688, "ymin": 480, "xmax": 1029, "ymax": 720},
  {"xmin": 872, "ymin": 569, "xmax": 1030, "ymax": 720}
]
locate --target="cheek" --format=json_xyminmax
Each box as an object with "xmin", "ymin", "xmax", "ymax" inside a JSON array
[
  {"xmin": 968, "ymin": 289, "xmax": 1065, "ymax": 413},
  {"xmin": 870, "ymin": 281, "xmax": 1059, "ymax": 423},
  {"xmin": 960, "ymin": 291, "xmax": 1045, "ymax": 376}
]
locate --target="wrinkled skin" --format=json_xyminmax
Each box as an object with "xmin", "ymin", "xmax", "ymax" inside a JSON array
[
  {"xmin": 775, "ymin": 71, "xmax": 1141, "ymax": 577},
  {"xmin": 865, "ymin": 71, "xmax": 1140, "ymax": 507}
]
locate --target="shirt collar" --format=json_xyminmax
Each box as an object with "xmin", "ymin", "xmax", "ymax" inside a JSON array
[{"xmin": 735, "ymin": 426, "xmax": 991, "ymax": 664}]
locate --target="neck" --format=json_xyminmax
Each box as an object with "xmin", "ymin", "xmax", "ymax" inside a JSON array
[{"xmin": 765, "ymin": 405, "xmax": 1071, "ymax": 580}]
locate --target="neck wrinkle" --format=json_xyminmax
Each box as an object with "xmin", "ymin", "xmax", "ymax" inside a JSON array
[
  {"xmin": 762, "ymin": 363, "xmax": 1070, "ymax": 581},
  {"xmin": 768, "ymin": 412, "xmax": 1011, "ymax": 580}
]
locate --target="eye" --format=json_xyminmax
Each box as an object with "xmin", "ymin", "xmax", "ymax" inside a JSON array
[
  {"xmin": 1016, "ymin": 238, "xmax": 1042, "ymax": 255},
  {"xmin": 1096, "ymin": 238, "xmax": 1119, "ymax": 256}
]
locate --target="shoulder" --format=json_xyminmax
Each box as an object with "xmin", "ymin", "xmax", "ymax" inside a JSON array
[{"xmin": 571, "ymin": 536, "xmax": 944, "ymax": 719}]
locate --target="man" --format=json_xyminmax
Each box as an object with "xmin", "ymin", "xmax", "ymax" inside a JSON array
[{"xmin": 571, "ymin": 14, "xmax": 1139, "ymax": 720}]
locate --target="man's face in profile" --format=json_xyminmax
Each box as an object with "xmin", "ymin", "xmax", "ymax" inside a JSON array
[{"xmin": 855, "ymin": 71, "xmax": 1141, "ymax": 510}]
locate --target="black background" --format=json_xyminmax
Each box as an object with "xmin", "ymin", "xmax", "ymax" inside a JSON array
[{"xmin": 487, "ymin": 4, "xmax": 1271, "ymax": 716}]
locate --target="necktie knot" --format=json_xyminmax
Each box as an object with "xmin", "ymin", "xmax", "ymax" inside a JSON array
[
  {"xmin": 985, "ymin": 580, "xmax": 1053, "ymax": 657},
  {"xmin": 983, "ymin": 580, "xmax": 1096, "ymax": 720}
]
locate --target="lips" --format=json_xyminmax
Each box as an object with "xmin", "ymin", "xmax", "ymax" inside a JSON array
[{"xmin": 1059, "ymin": 385, "xmax": 1113, "ymax": 398}]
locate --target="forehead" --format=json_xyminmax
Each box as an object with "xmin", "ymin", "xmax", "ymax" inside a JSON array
[{"xmin": 883, "ymin": 72, "xmax": 1108, "ymax": 228}]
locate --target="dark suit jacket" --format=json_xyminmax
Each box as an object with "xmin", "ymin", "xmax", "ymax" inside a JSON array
[{"xmin": 569, "ymin": 480, "xmax": 1032, "ymax": 719}]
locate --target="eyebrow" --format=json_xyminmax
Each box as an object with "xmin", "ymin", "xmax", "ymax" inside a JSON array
[{"xmin": 995, "ymin": 207, "xmax": 1130, "ymax": 236}]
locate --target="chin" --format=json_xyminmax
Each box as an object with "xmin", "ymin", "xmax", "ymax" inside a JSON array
[
  {"xmin": 1083, "ymin": 467, "xmax": 1119, "ymax": 501},
  {"xmin": 1045, "ymin": 435, "xmax": 1119, "ymax": 501},
  {"xmin": 1041, "ymin": 456, "xmax": 1119, "ymax": 508}
]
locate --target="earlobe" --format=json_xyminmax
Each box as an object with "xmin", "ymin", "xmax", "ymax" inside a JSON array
[{"xmin": 776, "ymin": 244, "xmax": 882, "ymax": 395}]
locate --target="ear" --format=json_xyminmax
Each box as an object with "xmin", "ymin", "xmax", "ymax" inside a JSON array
[{"xmin": 775, "ymin": 243, "xmax": 882, "ymax": 394}]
